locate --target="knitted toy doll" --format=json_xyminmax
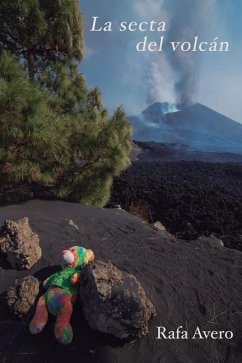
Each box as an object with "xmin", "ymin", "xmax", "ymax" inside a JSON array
[{"xmin": 29, "ymin": 245, "xmax": 94, "ymax": 345}]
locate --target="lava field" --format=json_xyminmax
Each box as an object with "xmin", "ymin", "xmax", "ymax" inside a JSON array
[{"xmin": 110, "ymin": 161, "xmax": 242, "ymax": 251}]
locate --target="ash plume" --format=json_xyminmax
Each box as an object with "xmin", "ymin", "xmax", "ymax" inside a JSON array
[
  {"xmin": 146, "ymin": 59, "xmax": 176, "ymax": 106},
  {"xmin": 165, "ymin": 0, "xmax": 216, "ymax": 108},
  {"xmin": 133, "ymin": 0, "xmax": 177, "ymax": 106},
  {"xmin": 133, "ymin": 0, "xmax": 216, "ymax": 109}
]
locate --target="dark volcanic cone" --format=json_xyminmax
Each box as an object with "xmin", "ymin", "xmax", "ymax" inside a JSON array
[{"xmin": 129, "ymin": 103, "xmax": 242, "ymax": 154}]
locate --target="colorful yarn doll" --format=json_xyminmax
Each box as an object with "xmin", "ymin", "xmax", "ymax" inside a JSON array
[{"xmin": 29, "ymin": 245, "xmax": 94, "ymax": 344}]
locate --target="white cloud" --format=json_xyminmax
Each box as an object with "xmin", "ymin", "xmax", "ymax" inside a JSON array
[{"xmin": 133, "ymin": 0, "xmax": 165, "ymax": 19}]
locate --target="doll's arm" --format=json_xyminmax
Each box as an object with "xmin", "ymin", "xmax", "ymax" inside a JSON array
[
  {"xmin": 70, "ymin": 271, "xmax": 81, "ymax": 285},
  {"xmin": 43, "ymin": 275, "xmax": 53, "ymax": 289}
]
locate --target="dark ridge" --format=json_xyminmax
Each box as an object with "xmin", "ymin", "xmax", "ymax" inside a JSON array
[{"xmin": 129, "ymin": 102, "xmax": 242, "ymax": 154}]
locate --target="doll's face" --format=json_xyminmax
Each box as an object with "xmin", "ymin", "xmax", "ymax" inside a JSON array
[
  {"xmin": 62, "ymin": 249, "xmax": 74, "ymax": 265},
  {"xmin": 62, "ymin": 246, "xmax": 94, "ymax": 267}
]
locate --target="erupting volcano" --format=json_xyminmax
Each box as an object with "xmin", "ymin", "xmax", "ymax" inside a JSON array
[{"xmin": 129, "ymin": 102, "xmax": 242, "ymax": 155}]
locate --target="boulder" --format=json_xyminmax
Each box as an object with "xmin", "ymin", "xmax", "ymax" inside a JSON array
[
  {"xmin": 194, "ymin": 235, "xmax": 224, "ymax": 248},
  {"xmin": 7, "ymin": 276, "xmax": 39, "ymax": 318},
  {"xmin": 153, "ymin": 221, "xmax": 171, "ymax": 237},
  {"xmin": 153, "ymin": 221, "xmax": 166, "ymax": 232},
  {"xmin": 79, "ymin": 260, "xmax": 156, "ymax": 340},
  {"xmin": 0, "ymin": 217, "xmax": 42, "ymax": 270}
]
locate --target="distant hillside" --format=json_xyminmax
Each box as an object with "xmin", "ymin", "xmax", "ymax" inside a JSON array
[{"xmin": 129, "ymin": 103, "xmax": 242, "ymax": 154}]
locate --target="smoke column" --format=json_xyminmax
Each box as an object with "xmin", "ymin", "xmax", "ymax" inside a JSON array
[
  {"xmin": 146, "ymin": 59, "xmax": 176, "ymax": 106},
  {"xmin": 133, "ymin": 0, "xmax": 177, "ymax": 106},
  {"xmin": 133, "ymin": 0, "xmax": 216, "ymax": 109},
  {"xmin": 81, "ymin": 0, "xmax": 218, "ymax": 114},
  {"xmin": 165, "ymin": 0, "xmax": 216, "ymax": 108}
]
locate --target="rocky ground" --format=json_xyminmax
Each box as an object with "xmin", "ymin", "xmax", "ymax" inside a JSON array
[
  {"xmin": 111, "ymin": 161, "xmax": 242, "ymax": 251},
  {"xmin": 0, "ymin": 200, "xmax": 242, "ymax": 363},
  {"xmin": 132, "ymin": 141, "xmax": 242, "ymax": 163}
]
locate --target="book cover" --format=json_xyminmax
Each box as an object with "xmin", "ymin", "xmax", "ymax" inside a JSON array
[{"xmin": 0, "ymin": 1, "xmax": 241, "ymax": 362}]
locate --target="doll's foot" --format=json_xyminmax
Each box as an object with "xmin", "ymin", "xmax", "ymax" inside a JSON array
[
  {"xmin": 54, "ymin": 299, "xmax": 73, "ymax": 344},
  {"xmin": 29, "ymin": 296, "xmax": 48, "ymax": 334},
  {"xmin": 54, "ymin": 323, "xmax": 73, "ymax": 345}
]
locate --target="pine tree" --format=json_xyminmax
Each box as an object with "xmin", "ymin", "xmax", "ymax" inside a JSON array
[
  {"xmin": 55, "ymin": 107, "xmax": 131, "ymax": 205},
  {"xmin": 0, "ymin": 1, "xmax": 132, "ymax": 206},
  {"xmin": 0, "ymin": 51, "xmax": 70, "ymax": 202},
  {"xmin": 0, "ymin": 0, "xmax": 83, "ymax": 78}
]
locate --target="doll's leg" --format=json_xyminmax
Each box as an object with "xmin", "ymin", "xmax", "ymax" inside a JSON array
[
  {"xmin": 54, "ymin": 296, "xmax": 73, "ymax": 345},
  {"xmin": 29, "ymin": 295, "xmax": 48, "ymax": 334}
]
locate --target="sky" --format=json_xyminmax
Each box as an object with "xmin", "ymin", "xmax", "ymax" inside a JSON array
[{"xmin": 79, "ymin": 0, "xmax": 242, "ymax": 123}]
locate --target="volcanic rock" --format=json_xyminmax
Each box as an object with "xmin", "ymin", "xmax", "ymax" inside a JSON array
[
  {"xmin": 111, "ymin": 161, "xmax": 242, "ymax": 251},
  {"xmin": 0, "ymin": 200, "xmax": 242, "ymax": 363},
  {"xmin": 79, "ymin": 260, "xmax": 156, "ymax": 340},
  {"xmin": 153, "ymin": 221, "xmax": 166, "ymax": 231},
  {"xmin": 0, "ymin": 217, "xmax": 42, "ymax": 270},
  {"xmin": 153, "ymin": 221, "xmax": 171, "ymax": 237},
  {"xmin": 7, "ymin": 276, "xmax": 39, "ymax": 318},
  {"xmin": 68, "ymin": 219, "xmax": 79, "ymax": 230},
  {"xmin": 194, "ymin": 235, "xmax": 224, "ymax": 248}
]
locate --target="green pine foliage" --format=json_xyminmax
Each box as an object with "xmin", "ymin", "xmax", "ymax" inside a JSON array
[
  {"xmin": 0, "ymin": 52, "xmax": 67, "ymax": 196},
  {"xmin": 0, "ymin": 0, "xmax": 83, "ymax": 77},
  {"xmin": 56, "ymin": 107, "xmax": 131, "ymax": 205},
  {"xmin": 0, "ymin": 0, "xmax": 132, "ymax": 206}
]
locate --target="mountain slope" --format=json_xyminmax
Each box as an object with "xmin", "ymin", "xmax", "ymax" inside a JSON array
[{"xmin": 129, "ymin": 103, "xmax": 242, "ymax": 154}]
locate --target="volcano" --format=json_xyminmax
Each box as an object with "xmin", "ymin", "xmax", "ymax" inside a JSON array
[{"xmin": 129, "ymin": 103, "xmax": 242, "ymax": 154}]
